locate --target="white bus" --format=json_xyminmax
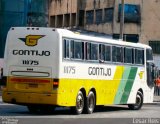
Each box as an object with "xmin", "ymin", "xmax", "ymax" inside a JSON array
[{"xmin": 2, "ymin": 27, "xmax": 155, "ymax": 114}]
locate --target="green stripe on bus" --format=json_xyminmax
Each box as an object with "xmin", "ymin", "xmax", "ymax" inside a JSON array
[
  {"xmin": 120, "ymin": 67, "xmax": 138, "ymax": 104},
  {"xmin": 114, "ymin": 67, "xmax": 131, "ymax": 104}
]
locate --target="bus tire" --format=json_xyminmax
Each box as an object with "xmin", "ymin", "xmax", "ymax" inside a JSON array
[
  {"xmin": 128, "ymin": 91, "xmax": 143, "ymax": 110},
  {"xmin": 84, "ymin": 91, "xmax": 95, "ymax": 114},
  {"xmin": 72, "ymin": 91, "xmax": 84, "ymax": 114}
]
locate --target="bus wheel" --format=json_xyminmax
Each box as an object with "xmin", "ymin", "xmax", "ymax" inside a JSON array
[
  {"xmin": 72, "ymin": 91, "xmax": 84, "ymax": 114},
  {"xmin": 84, "ymin": 91, "xmax": 95, "ymax": 114},
  {"xmin": 128, "ymin": 91, "xmax": 143, "ymax": 110}
]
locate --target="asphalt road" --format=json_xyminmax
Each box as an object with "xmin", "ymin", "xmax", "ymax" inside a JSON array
[{"xmin": 0, "ymin": 97, "xmax": 160, "ymax": 124}]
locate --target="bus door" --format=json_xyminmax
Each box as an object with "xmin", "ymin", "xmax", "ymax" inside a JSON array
[{"xmin": 147, "ymin": 61, "xmax": 155, "ymax": 88}]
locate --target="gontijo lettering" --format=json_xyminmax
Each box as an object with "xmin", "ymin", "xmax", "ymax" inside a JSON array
[
  {"xmin": 88, "ymin": 67, "xmax": 111, "ymax": 76},
  {"xmin": 12, "ymin": 50, "xmax": 50, "ymax": 56}
]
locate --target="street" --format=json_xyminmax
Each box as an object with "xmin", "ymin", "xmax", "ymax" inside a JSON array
[{"xmin": 0, "ymin": 96, "xmax": 160, "ymax": 124}]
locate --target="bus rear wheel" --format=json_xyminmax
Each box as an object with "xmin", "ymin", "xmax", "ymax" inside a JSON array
[
  {"xmin": 84, "ymin": 91, "xmax": 95, "ymax": 114},
  {"xmin": 128, "ymin": 91, "xmax": 143, "ymax": 110},
  {"xmin": 71, "ymin": 91, "xmax": 84, "ymax": 114}
]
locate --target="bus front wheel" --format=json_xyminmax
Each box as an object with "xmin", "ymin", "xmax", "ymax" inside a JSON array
[
  {"xmin": 84, "ymin": 91, "xmax": 95, "ymax": 114},
  {"xmin": 128, "ymin": 91, "xmax": 143, "ymax": 110}
]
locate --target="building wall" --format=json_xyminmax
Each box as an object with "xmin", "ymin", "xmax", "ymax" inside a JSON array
[
  {"xmin": 49, "ymin": 0, "xmax": 78, "ymax": 27},
  {"xmin": 84, "ymin": 0, "xmax": 114, "ymax": 34},
  {"xmin": 0, "ymin": 0, "xmax": 49, "ymax": 59},
  {"xmin": 113, "ymin": 0, "xmax": 141, "ymax": 35},
  {"xmin": 49, "ymin": 0, "xmax": 160, "ymax": 68},
  {"xmin": 140, "ymin": 0, "xmax": 160, "ymax": 44}
]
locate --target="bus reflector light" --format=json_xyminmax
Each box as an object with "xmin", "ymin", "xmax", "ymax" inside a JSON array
[{"xmin": 53, "ymin": 79, "xmax": 59, "ymax": 88}]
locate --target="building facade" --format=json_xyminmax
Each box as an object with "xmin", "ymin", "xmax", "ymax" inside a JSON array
[
  {"xmin": 0, "ymin": 0, "xmax": 49, "ymax": 69},
  {"xmin": 49, "ymin": 0, "xmax": 160, "ymax": 67}
]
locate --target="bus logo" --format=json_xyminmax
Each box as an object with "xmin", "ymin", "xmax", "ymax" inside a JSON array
[
  {"xmin": 19, "ymin": 35, "xmax": 45, "ymax": 46},
  {"xmin": 139, "ymin": 71, "xmax": 144, "ymax": 79}
]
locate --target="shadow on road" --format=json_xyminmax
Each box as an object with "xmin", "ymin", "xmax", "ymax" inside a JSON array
[{"xmin": 0, "ymin": 104, "xmax": 131, "ymax": 116}]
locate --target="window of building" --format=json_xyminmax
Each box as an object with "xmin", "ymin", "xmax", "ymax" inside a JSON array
[
  {"xmin": 113, "ymin": 34, "xmax": 139, "ymax": 43},
  {"xmin": 64, "ymin": 14, "xmax": 70, "ymax": 27},
  {"xmin": 135, "ymin": 49, "xmax": 144, "ymax": 65},
  {"xmin": 118, "ymin": 4, "xmax": 140, "ymax": 23},
  {"xmin": 124, "ymin": 47, "xmax": 133, "ymax": 64},
  {"xmin": 149, "ymin": 41, "xmax": 160, "ymax": 54},
  {"xmin": 50, "ymin": 16, "xmax": 55, "ymax": 27},
  {"xmin": 86, "ymin": 10, "xmax": 94, "ymax": 24},
  {"xmin": 79, "ymin": 10, "xmax": 84, "ymax": 26},
  {"xmin": 57, "ymin": 15, "xmax": 63, "ymax": 27},
  {"xmin": 96, "ymin": 9, "xmax": 102, "ymax": 24},
  {"xmin": 70, "ymin": 40, "xmax": 84, "ymax": 60},
  {"xmin": 71, "ymin": 13, "xmax": 76, "ymax": 27},
  {"xmin": 112, "ymin": 46, "xmax": 123, "ymax": 62},
  {"xmin": 104, "ymin": 8, "xmax": 113, "ymax": 22},
  {"xmin": 99, "ymin": 44, "xmax": 111, "ymax": 61}
]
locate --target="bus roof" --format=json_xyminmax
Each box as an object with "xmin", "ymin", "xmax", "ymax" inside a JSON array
[
  {"xmin": 57, "ymin": 28, "xmax": 151, "ymax": 49},
  {"xmin": 9, "ymin": 27, "xmax": 151, "ymax": 49}
]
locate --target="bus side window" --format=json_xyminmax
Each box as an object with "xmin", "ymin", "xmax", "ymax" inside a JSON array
[
  {"xmin": 146, "ymin": 49, "xmax": 153, "ymax": 61},
  {"xmin": 86, "ymin": 42, "xmax": 91, "ymax": 60},
  {"xmin": 70, "ymin": 40, "xmax": 84, "ymax": 60},
  {"xmin": 99, "ymin": 44, "xmax": 105, "ymax": 61},
  {"xmin": 112, "ymin": 46, "xmax": 123, "ymax": 62},
  {"xmin": 112, "ymin": 46, "xmax": 117, "ymax": 62},
  {"xmin": 74, "ymin": 41, "xmax": 84, "ymax": 59},
  {"xmin": 135, "ymin": 49, "xmax": 144, "ymax": 65},
  {"xmin": 124, "ymin": 47, "xmax": 133, "ymax": 64},
  {"xmin": 63, "ymin": 39, "xmax": 70, "ymax": 59},
  {"xmin": 91, "ymin": 43, "xmax": 98, "ymax": 60},
  {"xmin": 99, "ymin": 44, "xmax": 111, "ymax": 62}
]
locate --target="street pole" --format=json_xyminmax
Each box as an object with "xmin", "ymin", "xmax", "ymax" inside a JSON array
[{"xmin": 120, "ymin": 0, "xmax": 125, "ymax": 40}]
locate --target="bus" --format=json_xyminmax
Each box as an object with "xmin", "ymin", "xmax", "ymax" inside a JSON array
[{"xmin": 2, "ymin": 27, "xmax": 156, "ymax": 114}]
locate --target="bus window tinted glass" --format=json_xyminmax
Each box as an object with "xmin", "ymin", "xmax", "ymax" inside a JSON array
[
  {"xmin": 124, "ymin": 48, "xmax": 133, "ymax": 63},
  {"xmin": 112, "ymin": 46, "xmax": 123, "ymax": 62},
  {"xmin": 100, "ymin": 44, "xmax": 111, "ymax": 61},
  {"xmin": 71, "ymin": 40, "xmax": 84, "ymax": 59},
  {"xmin": 146, "ymin": 49, "xmax": 153, "ymax": 61},
  {"xmin": 86, "ymin": 42, "xmax": 91, "ymax": 60},
  {"xmin": 63, "ymin": 39, "xmax": 70, "ymax": 58},
  {"xmin": 135, "ymin": 49, "xmax": 144, "ymax": 64},
  {"xmin": 91, "ymin": 43, "xmax": 98, "ymax": 60}
]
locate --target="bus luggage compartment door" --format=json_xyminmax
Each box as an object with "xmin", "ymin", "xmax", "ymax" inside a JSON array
[{"xmin": 7, "ymin": 66, "xmax": 52, "ymax": 93}]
